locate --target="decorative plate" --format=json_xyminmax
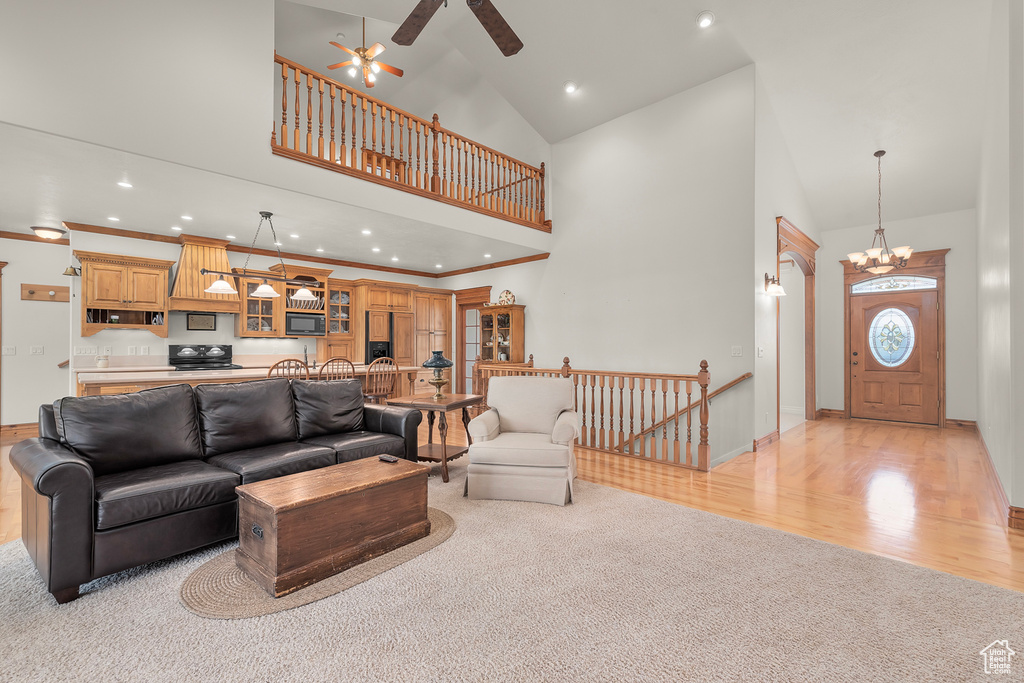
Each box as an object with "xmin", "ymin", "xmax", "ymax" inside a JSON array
[{"xmin": 497, "ymin": 289, "xmax": 515, "ymax": 305}]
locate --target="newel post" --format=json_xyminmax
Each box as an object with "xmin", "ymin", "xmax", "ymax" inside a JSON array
[
  {"xmin": 539, "ymin": 162, "xmax": 547, "ymax": 224},
  {"xmin": 560, "ymin": 356, "xmax": 571, "ymax": 377},
  {"xmin": 697, "ymin": 360, "xmax": 710, "ymax": 471},
  {"xmin": 430, "ymin": 114, "xmax": 441, "ymax": 194}
]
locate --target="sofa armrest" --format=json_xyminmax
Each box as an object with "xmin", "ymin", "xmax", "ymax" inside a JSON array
[
  {"xmin": 363, "ymin": 404, "xmax": 423, "ymax": 461},
  {"xmin": 468, "ymin": 409, "xmax": 500, "ymax": 442},
  {"xmin": 552, "ymin": 410, "xmax": 580, "ymax": 445},
  {"xmin": 10, "ymin": 438, "xmax": 95, "ymax": 601}
]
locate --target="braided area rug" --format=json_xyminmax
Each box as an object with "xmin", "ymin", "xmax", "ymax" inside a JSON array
[{"xmin": 179, "ymin": 507, "xmax": 454, "ymax": 619}]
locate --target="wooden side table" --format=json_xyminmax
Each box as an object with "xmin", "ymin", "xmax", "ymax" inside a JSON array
[{"xmin": 386, "ymin": 393, "xmax": 484, "ymax": 482}]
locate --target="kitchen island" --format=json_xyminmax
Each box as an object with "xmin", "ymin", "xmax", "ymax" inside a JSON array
[{"xmin": 77, "ymin": 365, "xmax": 424, "ymax": 397}]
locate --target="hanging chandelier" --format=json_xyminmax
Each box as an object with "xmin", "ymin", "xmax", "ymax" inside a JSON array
[
  {"xmin": 846, "ymin": 150, "xmax": 912, "ymax": 275},
  {"xmin": 202, "ymin": 211, "xmax": 316, "ymax": 300}
]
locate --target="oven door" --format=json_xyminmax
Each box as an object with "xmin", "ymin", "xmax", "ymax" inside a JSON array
[{"xmin": 285, "ymin": 312, "xmax": 326, "ymax": 337}]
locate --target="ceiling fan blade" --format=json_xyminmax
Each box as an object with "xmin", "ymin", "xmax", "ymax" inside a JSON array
[
  {"xmin": 467, "ymin": 0, "xmax": 523, "ymax": 56},
  {"xmin": 366, "ymin": 42, "xmax": 387, "ymax": 59},
  {"xmin": 376, "ymin": 61, "xmax": 404, "ymax": 78},
  {"xmin": 392, "ymin": 0, "xmax": 444, "ymax": 46},
  {"xmin": 327, "ymin": 60, "xmax": 353, "ymax": 70},
  {"xmin": 329, "ymin": 41, "xmax": 358, "ymax": 57}
]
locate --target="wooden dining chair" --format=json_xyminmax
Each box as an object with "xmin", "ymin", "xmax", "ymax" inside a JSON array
[
  {"xmin": 267, "ymin": 359, "xmax": 310, "ymax": 379},
  {"xmin": 318, "ymin": 357, "xmax": 356, "ymax": 380},
  {"xmin": 364, "ymin": 357, "xmax": 398, "ymax": 404}
]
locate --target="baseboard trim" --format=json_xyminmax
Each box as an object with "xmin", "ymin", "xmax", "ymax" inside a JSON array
[
  {"xmin": 753, "ymin": 430, "xmax": 780, "ymax": 452},
  {"xmin": 0, "ymin": 422, "xmax": 37, "ymax": 444},
  {"xmin": 816, "ymin": 409, "xmax": 844, "ymax": 419},
  {"xmin": 945, "ymin": 419, "xmax": 977, "ymax": 431},
  {"xmin": 1009, "ymin": 507, "xmax": 1024, "ymax": 531},
  {"xmin": 710, "ymin": 445, "xmax": 752, "ymax": 469},
  {"xmin": 780, "ymin": 406, "xmax": 803, "ymax": 416}
]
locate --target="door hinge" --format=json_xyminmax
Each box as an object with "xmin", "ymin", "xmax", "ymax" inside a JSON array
[
  {"xmin": 937, "ymin": 301, "xmax": 940, "ymax": 310},
  {"xmin": 937, "ymin": 351, "xmax": 939, "ymax": 359}
]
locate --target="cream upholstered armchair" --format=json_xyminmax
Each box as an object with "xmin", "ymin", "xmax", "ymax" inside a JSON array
[{"xmin": 464, "ymin": 376, "xmax": 580, "ymax": 506}]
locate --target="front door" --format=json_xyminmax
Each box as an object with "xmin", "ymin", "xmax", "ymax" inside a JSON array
[{"xmin": 850, "ymin": 291, "xmax": 939, "ymax": 424}]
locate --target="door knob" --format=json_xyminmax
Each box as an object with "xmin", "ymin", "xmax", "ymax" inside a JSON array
[{"xmin": 851, "ymin": 361, "xmax": 859, "ymax": 365}]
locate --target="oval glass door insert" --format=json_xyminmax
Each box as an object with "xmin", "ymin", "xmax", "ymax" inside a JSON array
[{"xmin": 868, "ymin": 307, "xmax": 915, "ymax": 367}]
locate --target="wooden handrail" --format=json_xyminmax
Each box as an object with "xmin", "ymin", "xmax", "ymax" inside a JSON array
[
  {"xmin": 618, "ymin": 372, "xmax": 752, "ymax": 450},
  {"xmin": 271, "ymin": 54, "xmax": 551, "ymax": 232},
  {"xmin": 57, "ymin": 359, "xmax": 69, "ymax": 368},
  {"xmin": 473, "ymin": 356, "xmax": 712, "ymax": 471}
]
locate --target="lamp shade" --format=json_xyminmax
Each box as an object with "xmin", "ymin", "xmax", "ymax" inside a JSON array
[
  {"xmin": 765, "ymin": 282, "xmax": 787, "ymax": 297},
  {"xmin": 62, "ymin": 266, "xmax": 80, "ymax": 277},
  {"xmin": 204, "ymin": 275, "xmax": 237, "ymax": 295},
  {"xmin": 422, "ymin": 350, "xmax": 454, "ymax": 369},
  {"xmin": 290, "ymin": 286, "xmax": 316, "ymax": 301},
  {"xmin": 251, "ymin": 280, "xmax": 280, "ymax": 298}
]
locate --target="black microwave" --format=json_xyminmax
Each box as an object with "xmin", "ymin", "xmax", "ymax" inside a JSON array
[{"xmin": 285, "ymin": 312, "xmax": 326, "ymax": 337}]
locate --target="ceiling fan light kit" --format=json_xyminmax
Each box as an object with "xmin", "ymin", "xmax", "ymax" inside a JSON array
[
  {"xmin": 328, "ymin": 17, "xmax": 404, "ymax": 89},
  {"xmin": 846, "ymin": 150, "xmax": 913, "ymax": 275}
]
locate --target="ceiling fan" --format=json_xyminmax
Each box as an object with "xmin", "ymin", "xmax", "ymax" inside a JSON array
[
  {"xmin": 393, "ymin": 0, "xmax": 524, "ymax": 57},
  {"xmin": 328, "ymin": 17, "xmax": 404, "ymax": 88}
]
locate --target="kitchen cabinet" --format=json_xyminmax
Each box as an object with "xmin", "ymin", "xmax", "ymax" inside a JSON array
[
  {"xmin": 393, "ymin": 312, "xmax": 415, "ymax": 366},
  {"xmin": 414, "ymin": 292, "xmax": 452, "ymax": 384},
  {"xmin": 76, "ymin": 251, "xmax": 174, "ymax": 338},
  {"xmin": 476, "ymin": 304, "xmax": 525, "ymax": 364},
  {"xmin": 235, "ymin": 276, "xmax": 283, "ymax": 337},
  {"xmin": 368, "ymin": 310, "xmax": 391, "ymax": 342},
  {"xmin": 317, "ymin": 279, "xmax": 356, "ymax": 364},
  {"xmin": 364, "ymin": 284, "xmax": 413, "ymax": 312}
]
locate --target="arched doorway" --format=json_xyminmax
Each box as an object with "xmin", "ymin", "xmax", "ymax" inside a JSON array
[{"xmin": 776, "ymin": 217, "xmax": 819, "ymax": 424}]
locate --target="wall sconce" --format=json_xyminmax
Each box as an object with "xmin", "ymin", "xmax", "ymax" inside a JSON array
[
  {"xmin": 63, "ymin": 266, "xmax": 81, "ymax": 277},
  {"xmin": 764, "ymin": 273, "xmax": 786, "ymax": 296}
]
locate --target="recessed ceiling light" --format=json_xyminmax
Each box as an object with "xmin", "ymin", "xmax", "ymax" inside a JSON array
[
  {"xmin": 117, "ymin": 181, "xmax": 133, "ymax": 189},
  {"xmin": 107, "ymin": 217, "xmax": 120, "ymax": 222},
  {"xmin": 391, "ymin": 256, "xmax": 399, "ymax": 262},
  {"xmin": 563, "ymin": 81, "xmax": 578, "ymax": 94},
  {"xmin": 171, "ymin": 226, "xmax": 182, "ymax": 231},
  {"xmin": 226, "ymin": 235, "xmax": 236, "ymax": 240},
  {"xmin": 316, "ymin": 248, "xmax": 325, "ymax": 253},
  {"xmin": 435, "ymin": 264, "xmax": 443, "ymax": 269},
  {"xmin": 483, "ymin": 253, "xmax": 492, "ymax": 258},
  {"xmin": 181, "ymin": 215, "xmax": 193, "ymax": 221},
  {"xmin": 696, "ymin": 10, "xmax": 715, "ymax": 28},
  {"xmin": 372, "ymin": 247, "xmax": 381, "ymax": 252},
  {"xmin": 290, "ymin": 234, "xmax": 299, "ymax": 239},
  {"xmin": 361, "ymin": 229, "xmax": 372, "ymax": 235}
]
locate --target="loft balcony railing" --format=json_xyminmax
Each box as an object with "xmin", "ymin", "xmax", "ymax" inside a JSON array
[{"xmin": 272, "ymin": 54, "xmax": 551, "ymax": 233}]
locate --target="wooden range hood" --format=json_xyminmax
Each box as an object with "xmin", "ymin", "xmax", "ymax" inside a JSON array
[{"xmin": 169, "ymin": 235, "xmax": 241, "ymax": 313}]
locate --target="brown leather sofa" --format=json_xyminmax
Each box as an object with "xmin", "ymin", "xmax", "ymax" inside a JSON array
[{"xmin": 10, "ymin": 378, "xmax": 422, "ymax": 604}]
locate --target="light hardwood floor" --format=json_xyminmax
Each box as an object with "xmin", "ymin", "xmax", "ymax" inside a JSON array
[{"xmin": 4, "ymin": 416, "xmax": 1023, "ymax": 591}]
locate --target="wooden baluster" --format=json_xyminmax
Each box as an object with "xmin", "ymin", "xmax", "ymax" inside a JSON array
[
  {"xmin": 293, "ymin": 67, "xmax": 302, "ymax": 150},
  {"xmin": 456, "ymin": 139, "xmax": 463, "ymax": 201},
  {"xmin": 539, "ymin": 162, "xmax": 547, "ymax": 225},
  {"xmin": 673, "ymin": 380, "xmax": 680, "ymax": 464},
  {"xmin": 340, "ymin": 89, "xmax": 348, "ymax": 165},
  {"xmin": 650, "ymin": 380, "xmax": 658, "ymax": 459},
  {"xmin": 430, "ymin": 114, "xmax": 440, "ymax": 193},
  {"xmin": 328, "ymin": 84, "xmax": 336, "ymax": 163},
  {"xmin": 280, "ymin": 63, "xmax": 288, "ymax": 148},
  {"xmin": 350, "ymin": 93, "xmax": 358, "ymax": 167},
  {"xmin": 698, "ymin": 360, "xmax": 710, "ymax": 471},
  {"xmin": 618, "ymin": 378, "xmax": 625, "ymax": 451},
  {"xmin": 661, "ymin": 379, "xmax": 668, "ymax": 462},
  {"xmin": 598, "ymin": 375, "xmax": 606, "ymax": 450},
  {"xmin": 463, "ymin": 143, "xmax": 470, "ymax": 202},
  {"xmin": 638, "ymin": 380, "xmax": 646, "ymax": 457},
  {"xmin": 361, "ymin": 99, "xmax": 368, "ymax": 168},
  {"xmin": 572, "ymin": 373, "xmax": 579, "ymax": 414},
  {"xmin": 370, "ymin": 102, "xmax": 378, "ymax": 171},
  {"xmin": 449, "ymin": 135, "xmax": 456, "ymax": 198},
  {"xmin": 306, "ymin": 73, "xmax": 313, "ymax": 154},
  {"xmin": 389, "ymin": 109, "xmax": 395, "ymax": 178},
  {"xmin": 628, "ymin": 378, "xmax": 635, "ymax": 455},
  {"xmin": 579, "ymin": 376, "xmax": 587, "ymax": 447},
  {"xmin": 686, "ymin": 380, "xmax": 693, "ymax": 465},
  {"xmin": 317, "ymin": 79, "xmax": 325, "ymax": 159},
  {"xmin": 398, "ymin": 114, "xmax": 405, "ymax": 182}
]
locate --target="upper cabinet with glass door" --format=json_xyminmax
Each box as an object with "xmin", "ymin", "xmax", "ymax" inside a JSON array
[{"xmin": 476, "ymin": 304, "xmax": 525, "ymax": 363}]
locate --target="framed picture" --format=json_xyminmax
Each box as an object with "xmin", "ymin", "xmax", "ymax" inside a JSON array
[{"xmin": 186, "ymin": 313, "xmax": 217, "ymax": 331}]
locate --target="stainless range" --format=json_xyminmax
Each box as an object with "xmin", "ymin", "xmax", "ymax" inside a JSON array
[{"xmin": 169, "ymin": 344, "xmax": 243, "ymax": 371}]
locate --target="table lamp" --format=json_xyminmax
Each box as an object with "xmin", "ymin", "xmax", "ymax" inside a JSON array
[{"xmin": 422, "ymin": 351, "xmax": 454, "ymax": 400}]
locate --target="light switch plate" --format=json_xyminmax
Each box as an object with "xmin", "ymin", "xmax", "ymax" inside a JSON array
[
  {"xmin": 1, "ymin": 346, "xmax": 15, "ymax": 356},
  {"xmin": 757, "ymin": 346, "xmax": 765, "ymax": 358},
  {"xmin": 30, "ymin": 346, "xmax": 44, "ymax": 355},
  {"xmin": 140, "ymin": 345, "xmax": 150, "ymax": 355},
  {"xmin": 730, "ymin": 346, "xmax": 742, "ymax": 357},
  {"xmin": 128, "ymin": 346, "xmax": 138, "ymax": 356}
]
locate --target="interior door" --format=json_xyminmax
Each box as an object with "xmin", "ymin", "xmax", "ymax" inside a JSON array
[{"xmin": 850, "ymin": 291, "xmax": 939, "ymax": 424}]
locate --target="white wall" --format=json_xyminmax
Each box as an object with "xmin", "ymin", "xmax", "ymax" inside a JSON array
[
  {"xmin": 441, "ymin": 66, "xmax": 758, "ymax": 462},
  {"xmin": 752, "ymin": 73, "xmax": 819, "ymax": 435},
  {"xmin": 816, "ymin": 209, "xmax": 979, "ymax": 420},
  {"xmin": 0, "ymin": 238, "xmax": 72, "ymax": 424},
  {"xmin": 779, "ymin": 261, "xmax": 805, "ymax": 414}
]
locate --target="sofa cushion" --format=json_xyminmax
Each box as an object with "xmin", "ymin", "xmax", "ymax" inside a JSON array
[
  {"xmin": 194, "ymin": 379, "xmax": 297, "ymax": 457},
  {"xmin": 53, "ymin": 384, "xmax": 203, "ymax": 476},
  {"xmin": 301, "ymin": 431, "xmax": 405, "ymax": 463},
  {"xmin": 94, "ymin": 460, "xmax": 240, "ymax": 530},
  {"xmin": 291, "ymin": 379, "xmax": 365, "ymax": 440},
  {"xmin": 467, "ymin": 433, "xmax": 573, "ymax": 468},
  {"xmin": 206, "ymin": 442, "xmax": 335, "ymax": 484},
  {"xmin": 487, "ymin": 377, "xmax": 574, "ymax": 435}
]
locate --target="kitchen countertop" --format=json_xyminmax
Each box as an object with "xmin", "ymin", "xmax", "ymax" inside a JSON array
[{"xmin": 78, "ymin": 365, "xmax": 424, "ymax": 385}]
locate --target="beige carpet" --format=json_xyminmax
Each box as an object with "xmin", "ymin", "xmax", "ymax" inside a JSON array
[
  {"xmin": 180, "ymin": 507, "xmax": 455, "ymax": 619},
  {"xmin": 1, "ymin": 463, "xmax": 1022, "ymax": 682}
]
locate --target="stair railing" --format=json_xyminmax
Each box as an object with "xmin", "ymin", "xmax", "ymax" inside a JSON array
[{"xmin": 272, "ymin": 54, "xmax": 550, "ymax": 232}]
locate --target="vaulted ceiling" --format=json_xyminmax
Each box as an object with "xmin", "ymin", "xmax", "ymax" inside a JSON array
[{"xmin": 282, "ymin": 0, "xmax": 993, "ymax": 232}]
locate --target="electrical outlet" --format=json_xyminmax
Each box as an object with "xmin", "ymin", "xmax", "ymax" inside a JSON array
[
  {"xmin": 101, "ymin": 346, "xmax": 112, "ymax": 356},
  {"xmin": 731, "ymin": 346, "xmax": 742, "ymax": 357},
  {"xmin": 128, "ymin": 346, "xmax": 138, "ymax": 356},
  {"xmin": 757, "ymin": 346, "xmax": 765, "ymax": 358},
  {"xmin": 1, "ymin": 346, "xmax": 15, "ymax": 356},
  {"xmin": 30, "ymin": 346, "xmax": 44, "ymax": 355},
  {"xmin": 140, "ymin": 345, "xmax": 150, "ymax": 356}
]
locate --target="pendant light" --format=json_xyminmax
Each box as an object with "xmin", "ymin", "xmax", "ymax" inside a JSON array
[
  {"xmin": 846, "ymin": 151, "xmax": 912, "ymax": 274},
  {"xmin": 202, "ymin": 211, "xmax": 315, "ymax": 299}
]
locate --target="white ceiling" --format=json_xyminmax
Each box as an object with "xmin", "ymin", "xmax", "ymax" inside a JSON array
[
  {"xmin": 0, "ymin": 123, "xmax": 545, "ymax": 275},
  {"xmin": 282, "ymin": 0, "xmax": 993, "ymax": 231}
]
